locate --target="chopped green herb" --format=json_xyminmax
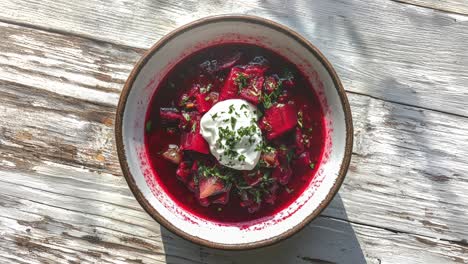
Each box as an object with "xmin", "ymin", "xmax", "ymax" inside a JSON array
[
  {"xmin": 211, "ymin": 113, "xmax": 218, "ymax": 120},
  {"xmin": 228, "ymin": 104, "xmax": 235, "ymax": 114},
  {"xmin": 230, "ymin": 117, "xmax": 237, "ymax": 130},
  {"xmin": 297, "ymin": 111, "xmax": 303, "ymax": 128},
  {"xmin": 261, "ymin": 79, "xmax": 283, "ymax": 109},
  {"xmin": 255, "ymin": 142, "xmax": 275, "ymax": 153},
  {"xmin": 145, "ymin": 121, "xmax": 152, "ymax": 132},
  {"xmin": 200, "ymin": 83, "xmax": 212, "ymax": 93},
  {"xmin": 254, "ymin": 190, "xmax": 262, "ymax": 203},
  {"xmin": 238, "ymin": 154, "xmax": 246, "ymax": 163},
  {"xmin": 191, "ymin": 122, "xmax": 197, "ymax": 132},
  {"xmin": 240, "ymin": 104, "xmax": 248, "ymax": 110},
  {"xmin": 182, "ymin": 113, "xmax": 191, "ymax": 121},
  {"xmin": 309, "ymin": 163, "xmax": 315, "ymax": 169},
  {"xmin": 286, "ymin": 149, "xmax": 295, "ymax": 163},
  {"xmin": 180, "ymin": 94, "xmax": 189, "ymax": 106},
  {"xmin": 234, "ymin": 73, "xmax": 248, "ymax": 91}
]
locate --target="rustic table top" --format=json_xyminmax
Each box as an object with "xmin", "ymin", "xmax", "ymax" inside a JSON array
[{"xmin": 1, "ymin": 0, "xmax": 467, "ymax": 263}]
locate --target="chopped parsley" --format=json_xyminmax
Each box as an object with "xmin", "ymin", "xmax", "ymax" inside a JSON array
[
  {"xmin": 182, "ymin": 112, "xmax": 191, "ymax": 121},
  {"xmin": 180, "ymin": 94, "xmax": 189, "ymax": 106},
  {"xmin": 211, "ymin": 113, "xmax": 219, "ymax": 120},
  {"xmin": 298, "ymin": 111, "xmax": 303, "ymax": 128},
  {"xmin": 234, "ymin": 73, "xmax": 248, "ymax": 91},
  {"xmin": 309, "ymin": 163, "xmax": 315, "ymax": 169},
  {"xmin": 230, "ymin": 117, "xmax": 237, "ymax": 129},
  {"xmin": 200, "ymin": 83, "xmax": 212, "ymax": 93},
  {"xmin": 228, "ymin": 104, "xmax": 235, "ymax": 114},
  {"xmin": 255, "ymin": 142, "xmax": 275, "ymax": 153},
  {"xmin": 261, "ymin": 79, "xmax": 283, "ymax": 109},
  {"xmin": 191, "ymin": 122, "xmax": 197, "ymax": 132},
  {"xmin": 240, "ymin": 104, "xmax": 249, "ymax": 110},
  {"xmin": 238, "ymin": 154, "xmax": 246, "ymax": 163},
  {"xmin": 145, "ymin": 121, "xmax": 152, "ymax": 132}
]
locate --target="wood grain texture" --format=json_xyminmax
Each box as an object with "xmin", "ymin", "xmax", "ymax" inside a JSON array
[
  {"xmin": 1, "ymin": 0, "xmax": 468, "ymax": 116},
  {"xmin": 394, "ymin": 0, "xmax": 468, "ymax": 15},
  {"xmin": 0, "ymin": 162, "xmax": 467, "ymax": 264},
  {"xmin": 0, "ymin": 21, "xmax": 467, "ymax": 262}
]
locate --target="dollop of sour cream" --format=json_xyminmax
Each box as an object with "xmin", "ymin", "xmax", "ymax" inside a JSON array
[{"xmin": 200, "ymin": 99, "xmax": 263, "ymax": 170}]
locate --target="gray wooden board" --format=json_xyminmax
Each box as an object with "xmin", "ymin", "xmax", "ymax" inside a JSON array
[
  {"xmin": 0, "ymin": 163, "xmax": 467, "ymax": 264},
  {"xmin": 395, "ymin": 0, "xmax": 468, "ymax": 15},
  {"xmin": 0, "ymin": 0, "xmax": 468, "ymax": 263},
  {"xmin": 1, "ymin": 0, "xmax": 468, "ymax": 116}
]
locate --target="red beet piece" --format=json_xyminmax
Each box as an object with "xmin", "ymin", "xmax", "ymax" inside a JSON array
[
  {"xmin": 260, "ymin": 103, "xmax": 298, "ymax": 140},
  {"xmin": 199, "ymin": 177, "xmax": 226, "ymax": 199},
  {"xmin": 176, "ymin": 161, "xmax": 191, "ymax": 183},
  {"xmin": 263, "ymin": 75, "xmax": 280, "ymax": 95},
  {"xmin": 244, "ymin": 65, "xmax": 268, "ymax": 76},
  {"xmin": 161, "ymin": 145, "xmax": 182, "ymax": 164},
  {"xmin": 181, "ymin": 132, "xmax": 210, "ymax": 154},
  {"xmin": 220, "ymin": 67, "xmax": 243, "ymax": 100},
  {"xmin": 239, "ymin": 76, "xmax": 263, "ymax": 104},
  {"xmin": 220, "ymin": 65, "xmax": 266, "ymax": 104}
]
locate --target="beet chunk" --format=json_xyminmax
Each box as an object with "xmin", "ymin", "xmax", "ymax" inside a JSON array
[
  {"xmin": 199, "ymin": 177, "xmax": 227, "ymax": 199},
  {"xmin": 219, "ymin": 67, "xmax": 243, "ymax": 100},
  {"xmin": 181, "ymin": 132, "xmax": 210, "ymax": 154},
  {"xmin": 260, "ymin": 103, "xmax": 298, "ymax": 140},
  {"xmin": 219, "ymin": 65, "xmax": 266, "ymax": 104},
  {"xmin": 161, "ymin": 145, "xmax": 182, "ymax": 164}
]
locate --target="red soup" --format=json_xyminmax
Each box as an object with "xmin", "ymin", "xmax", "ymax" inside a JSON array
[{"xmin": 145, "ymin": 44, "xmax": 325, "ymax": 223}]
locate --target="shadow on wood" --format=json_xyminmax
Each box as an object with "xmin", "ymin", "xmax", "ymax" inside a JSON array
[{"xmin": 160, "ymin": 194, "xmax": 365, "ymax": 264}]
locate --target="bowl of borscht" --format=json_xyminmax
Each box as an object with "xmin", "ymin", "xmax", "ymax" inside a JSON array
[{"xmin": 115, "ymin": 15, "xmax": 353, "ymax": 250}]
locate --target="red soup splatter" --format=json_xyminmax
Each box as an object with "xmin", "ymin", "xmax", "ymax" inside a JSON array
[{"xmin": 145, "ymin": 44, "xmax": 325, "ymax": 223}]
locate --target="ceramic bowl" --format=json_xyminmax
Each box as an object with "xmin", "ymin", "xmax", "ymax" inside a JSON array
[{"xmin": 115, "ymin": 15, "xmax": 353, "ymax": 250}]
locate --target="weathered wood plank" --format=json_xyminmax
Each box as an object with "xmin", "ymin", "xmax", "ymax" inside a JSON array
[
  {"xmin": 0, "ymin": 21, "xmax": 467, "ymax": 245},
  {"xmin": 1, "ymin": 0, "xmax": 468, "ymax": 116},
  {"xmin": 394, "ymin": 0, "xmax": 468, "ymax": 15},
  {"xmin": 0, "ymin": 162, "xmax": 466, "ymax": 263}
]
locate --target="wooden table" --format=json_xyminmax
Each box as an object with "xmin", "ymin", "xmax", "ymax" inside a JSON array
[{"xmin": 0, "ymin": 0, "xmax": 467, "ymax": 263}]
